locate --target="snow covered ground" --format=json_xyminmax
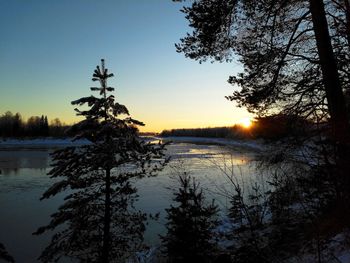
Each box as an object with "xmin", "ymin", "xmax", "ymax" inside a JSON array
[
  {"xmin": 1, "ymin": 136, "xmax": 349, "ymax": 262},
  {"xmin": 0, "ymin": 136, "xmax": 265, "ymax": 151},
  {"xmin": 158, "ymin": 136, "xmax": 265, "ymax": 151}
]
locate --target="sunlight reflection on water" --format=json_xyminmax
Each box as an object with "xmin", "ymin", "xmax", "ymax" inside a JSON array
[{"xmin": 0, "ymin": 141, "xmax": 259, "ymax": 262}]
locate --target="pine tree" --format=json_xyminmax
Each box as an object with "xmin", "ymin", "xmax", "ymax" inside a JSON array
[
  {"xmin": 0, "ymin": 243, "xmax": 14, "ymax": 263},
  {"xmin": 40, "ymin": 115, "xmax": 45, "ymax": 136},
  {"xmin": 174, "ymin": 1, "xmax": 350, "ymax": 259},
  {"xmin": 161, "ymin": 173, "xmax": 219, "ymax": 263},
  {"xmin": 34, "ymin": 59, "xmax": 167, "ymax": 262},
  {"xmin": 13, "ymin": 112, "xmax": 23, "ymax": 137},
  {"xmin": 174, "ymin": 0, "xmax": 350, "ymax": 145},
  {"xmin": 44, "ymin": 116, "xmax": 49, "ymax": 136}
]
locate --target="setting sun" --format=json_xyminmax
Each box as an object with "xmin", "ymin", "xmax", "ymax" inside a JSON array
[
  {"xmin": 239, "ymin": 117, "xmax": 253, "ymax": 129},
  {"xmin": 1, "ymin": 1, "xmax": 348, "ymax": 261}
]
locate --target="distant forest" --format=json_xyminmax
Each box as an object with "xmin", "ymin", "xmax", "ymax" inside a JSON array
[
  {"xmin": 0, "ymin": 111, "xmax": 69, "ymax": 137},
  {"xmin": 160, "ymin": 115, "xmax": 311, "ymax": 141},
  {"xmin": 0, "ymin": 111, "xmax": 311, "ymax": 140}
]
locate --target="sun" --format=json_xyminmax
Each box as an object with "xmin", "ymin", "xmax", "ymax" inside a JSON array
[{"xmin": 239, "ymin": 117, "xmax": 253, "ymax": 129}]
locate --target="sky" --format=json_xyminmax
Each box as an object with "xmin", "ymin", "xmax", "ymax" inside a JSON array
[{"xmin": 0, "ymin": 0, "xmax": 250, "ymax": 132}]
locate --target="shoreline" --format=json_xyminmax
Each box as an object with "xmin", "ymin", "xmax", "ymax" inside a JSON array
[
  {"xmin": 0, "ymin": 136, "xmax": 265, "ymax": 151},
  {"xmin": 158, "ymin": 136, "xmax": 264, "ymax": 151},
  {"xmin": 0, "ymin": 138, "xmax": 90, "ymax": 149}
]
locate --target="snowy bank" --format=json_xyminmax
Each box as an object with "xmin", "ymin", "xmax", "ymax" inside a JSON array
[
  {"xmin": 0, "ymin": 136, "xmax": 265, "ymax": 151},
  {"xmin": 158, "ymin": 136, "xmax": 265, "ymax": 151},
  {"xmin": 0, "ymin": 136, "xmax": 159, "ymax": 149}
]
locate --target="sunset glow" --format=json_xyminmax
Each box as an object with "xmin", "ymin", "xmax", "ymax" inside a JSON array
[
  {"xmin": 0, "ymin": 1, "xmax": 249, "ymax": 133},
  {"xmin": 239, "ymin": 117, "xmax": 253, "ymax": 129}
]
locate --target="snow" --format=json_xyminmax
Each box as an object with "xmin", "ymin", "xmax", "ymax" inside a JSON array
[
  {"xmin": 133, "ymin": 246, "xmax": 161, "ymax": 263},
  {"xmin": 330, "ymin": 232, "xmax": 350, "ymax": 263},
  {"xmin": 338, "ymin": 252, "xmax": 350, "ymax": 263},
  {"xmin": 0, "ymin": 136, "xmax": 265, "ymax": 151},
  {"xmin": 284, "ymin": 231, "xmax": 350, "ymax": 263},
  {"xmin": 158, "ymin": 136, "xmax": 265, "ymax": 151}
]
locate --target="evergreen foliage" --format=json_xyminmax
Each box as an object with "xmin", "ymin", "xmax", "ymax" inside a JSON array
[
  {"xmin": 161, "ymin": 173, "xmax": 219, "ymax": 262},
  {"xmin": 174, "ymin": 0, "xmax": 350, "ymax": 129},
  {"xmin": 175, "ymin": 1, "xmax": 350, "ymax": 259},
  {"xmin": 160, "ymin": 126, "xmax": 249, "ymax": 139},
  {"xmin": 0, "ymin": 243, "xmax": 14, "ymax": 263},
  {"xmin": 160, "ymin": 114, "xmax": 311, "ymax": 141},
  {"xmin": 174, "ymin": 0, "xmax": 350, "ymax": 171},
  {"xmin": 33, "ymin": 59, "xmax": 167, "ymax": 262},
  {"xmin": 0, "ymin": 112, "xmax": 55, "ymax": 137}
]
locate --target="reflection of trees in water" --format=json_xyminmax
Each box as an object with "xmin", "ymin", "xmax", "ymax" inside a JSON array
[
  {"xmin": 0, "ymin": 168, "xmax": 20, "ymax": 175},
  {"xmin": 0, "ymin": 242, "xmax": 14, "ymax": 262},
  {"xmin": 1, "ymin": 167, "xmax": 48, "ymax": 176},
  {"xmin": 0, "ymin": 150, "xmax": 50, "ymax": 175},
  {"xmin": 33, "ymin": 60, "xmax": 167, "ymax": 262}
]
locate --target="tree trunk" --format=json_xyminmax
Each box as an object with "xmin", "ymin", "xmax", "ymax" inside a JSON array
[
  {"xmin": 310, "ymin": 0, "xmax": 350, "ymax": 201},
  {"xmin": 102, "ymin": 168, "xmax": 111, "ymax": 262},
  {"xmin": 344, "ymin": 0, "xmax": 350, "ymax": 47},
  {"xmin": 309, "ymin": 0, "xmax": 350, "ymax": 143}
]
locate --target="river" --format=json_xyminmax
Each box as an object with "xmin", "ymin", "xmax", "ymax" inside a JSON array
[{"xmin": 0, "ymin": 138, "xmax": 262, "ymax": 262}]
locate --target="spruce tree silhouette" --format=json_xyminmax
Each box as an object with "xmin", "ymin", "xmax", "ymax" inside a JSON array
[
  {"xmin": 161, "ymin": 173, "xmax": 219, "ymax": 263},
  {"xmin": 34, "ymin": 59, "xmax": 167, "ymax": 262},
  {"xmin": 0, "ymin": 243, "xmax": 14, "ymax": 263}
]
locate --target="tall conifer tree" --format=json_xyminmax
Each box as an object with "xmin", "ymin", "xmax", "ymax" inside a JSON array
[
  {"xmin": 174, "ymin": 0, "xmax": 350, "ymax": 144},
  {"xmin": 34, "ymin": 59, "xmax": 167, "ymax": 262}
]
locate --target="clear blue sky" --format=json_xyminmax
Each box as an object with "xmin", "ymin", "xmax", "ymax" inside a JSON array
[{"xmin": 0, "ymin": 0, "xmax": 250, "ymax": 132}]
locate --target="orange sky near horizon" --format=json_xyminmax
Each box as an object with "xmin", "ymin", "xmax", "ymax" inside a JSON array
[
  {"xmin": 7, "ymin": 102, "xmax": 252, "ymax": 133},
  {"xmin": 0, "ymin": 1, "xmax": 253, "ymax": 133}
]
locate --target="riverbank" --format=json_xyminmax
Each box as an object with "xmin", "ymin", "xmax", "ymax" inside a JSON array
[
  {"xmin": 159, "ymin": 136, "xmax": 265, "ymax": 151},
  {"xmin": 0, "ymin": 136, "xmax": 265, "ymax": 151}
]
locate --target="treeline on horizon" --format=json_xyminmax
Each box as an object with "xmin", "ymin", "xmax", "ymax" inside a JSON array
[
  {"xmin": 0, "ymin": 111, "xmax": 69, "ymax": 138},
  {"xmin": 0, "ymin": 111, "xmax": 158, "ymax": 139},
  {"xmin": 160, "ymin": 114, "xmax": 312, "ymax": 141},
  {"xmin": 1, "ymin": 111, "xmax": 312, "ymax": 140}
]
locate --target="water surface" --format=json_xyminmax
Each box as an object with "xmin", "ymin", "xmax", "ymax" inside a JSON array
[{"xmin": 0, "ymin": 141, "xmax": 260, "ymax": 262}]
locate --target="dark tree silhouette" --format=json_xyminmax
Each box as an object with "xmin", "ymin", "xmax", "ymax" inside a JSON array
[
  {"xmin": 174, "ymin": 0, "xmax": 350, "ymax": 260},
  {"xmin": 34, "ymin": 59, "xmax": 167, "ymax": 262},
  {"xmin": 0, "ymin": 112, "xmax": 60, "ymax": 137},
  {"xmin": 161, "ymin": 173, "xmax": 219, "ymax": 262},
  {"xmin": 174, "ymin": 0, "xmax": 350, "ymax": 216},
  {"xmin": 0, "ymin": 111, "xmax": 17, "ymax": 137},
  {"xmin": 48, "ymin": 118, "xmax": 67, "ymax": 137},
  {"xmin": 12, "ymin": 113, "xmax": 23, "ymax": 137},
  {"xmin": 26, "ymin": 116, "xmax": 42, "ymax": 136},
  {"xmin": 0, "ymin": 243, "xmax": 14, "ymax": 263},
  {"xmin": 174, "ymin": 0, "xmax": 350, "ymax": 144}
]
